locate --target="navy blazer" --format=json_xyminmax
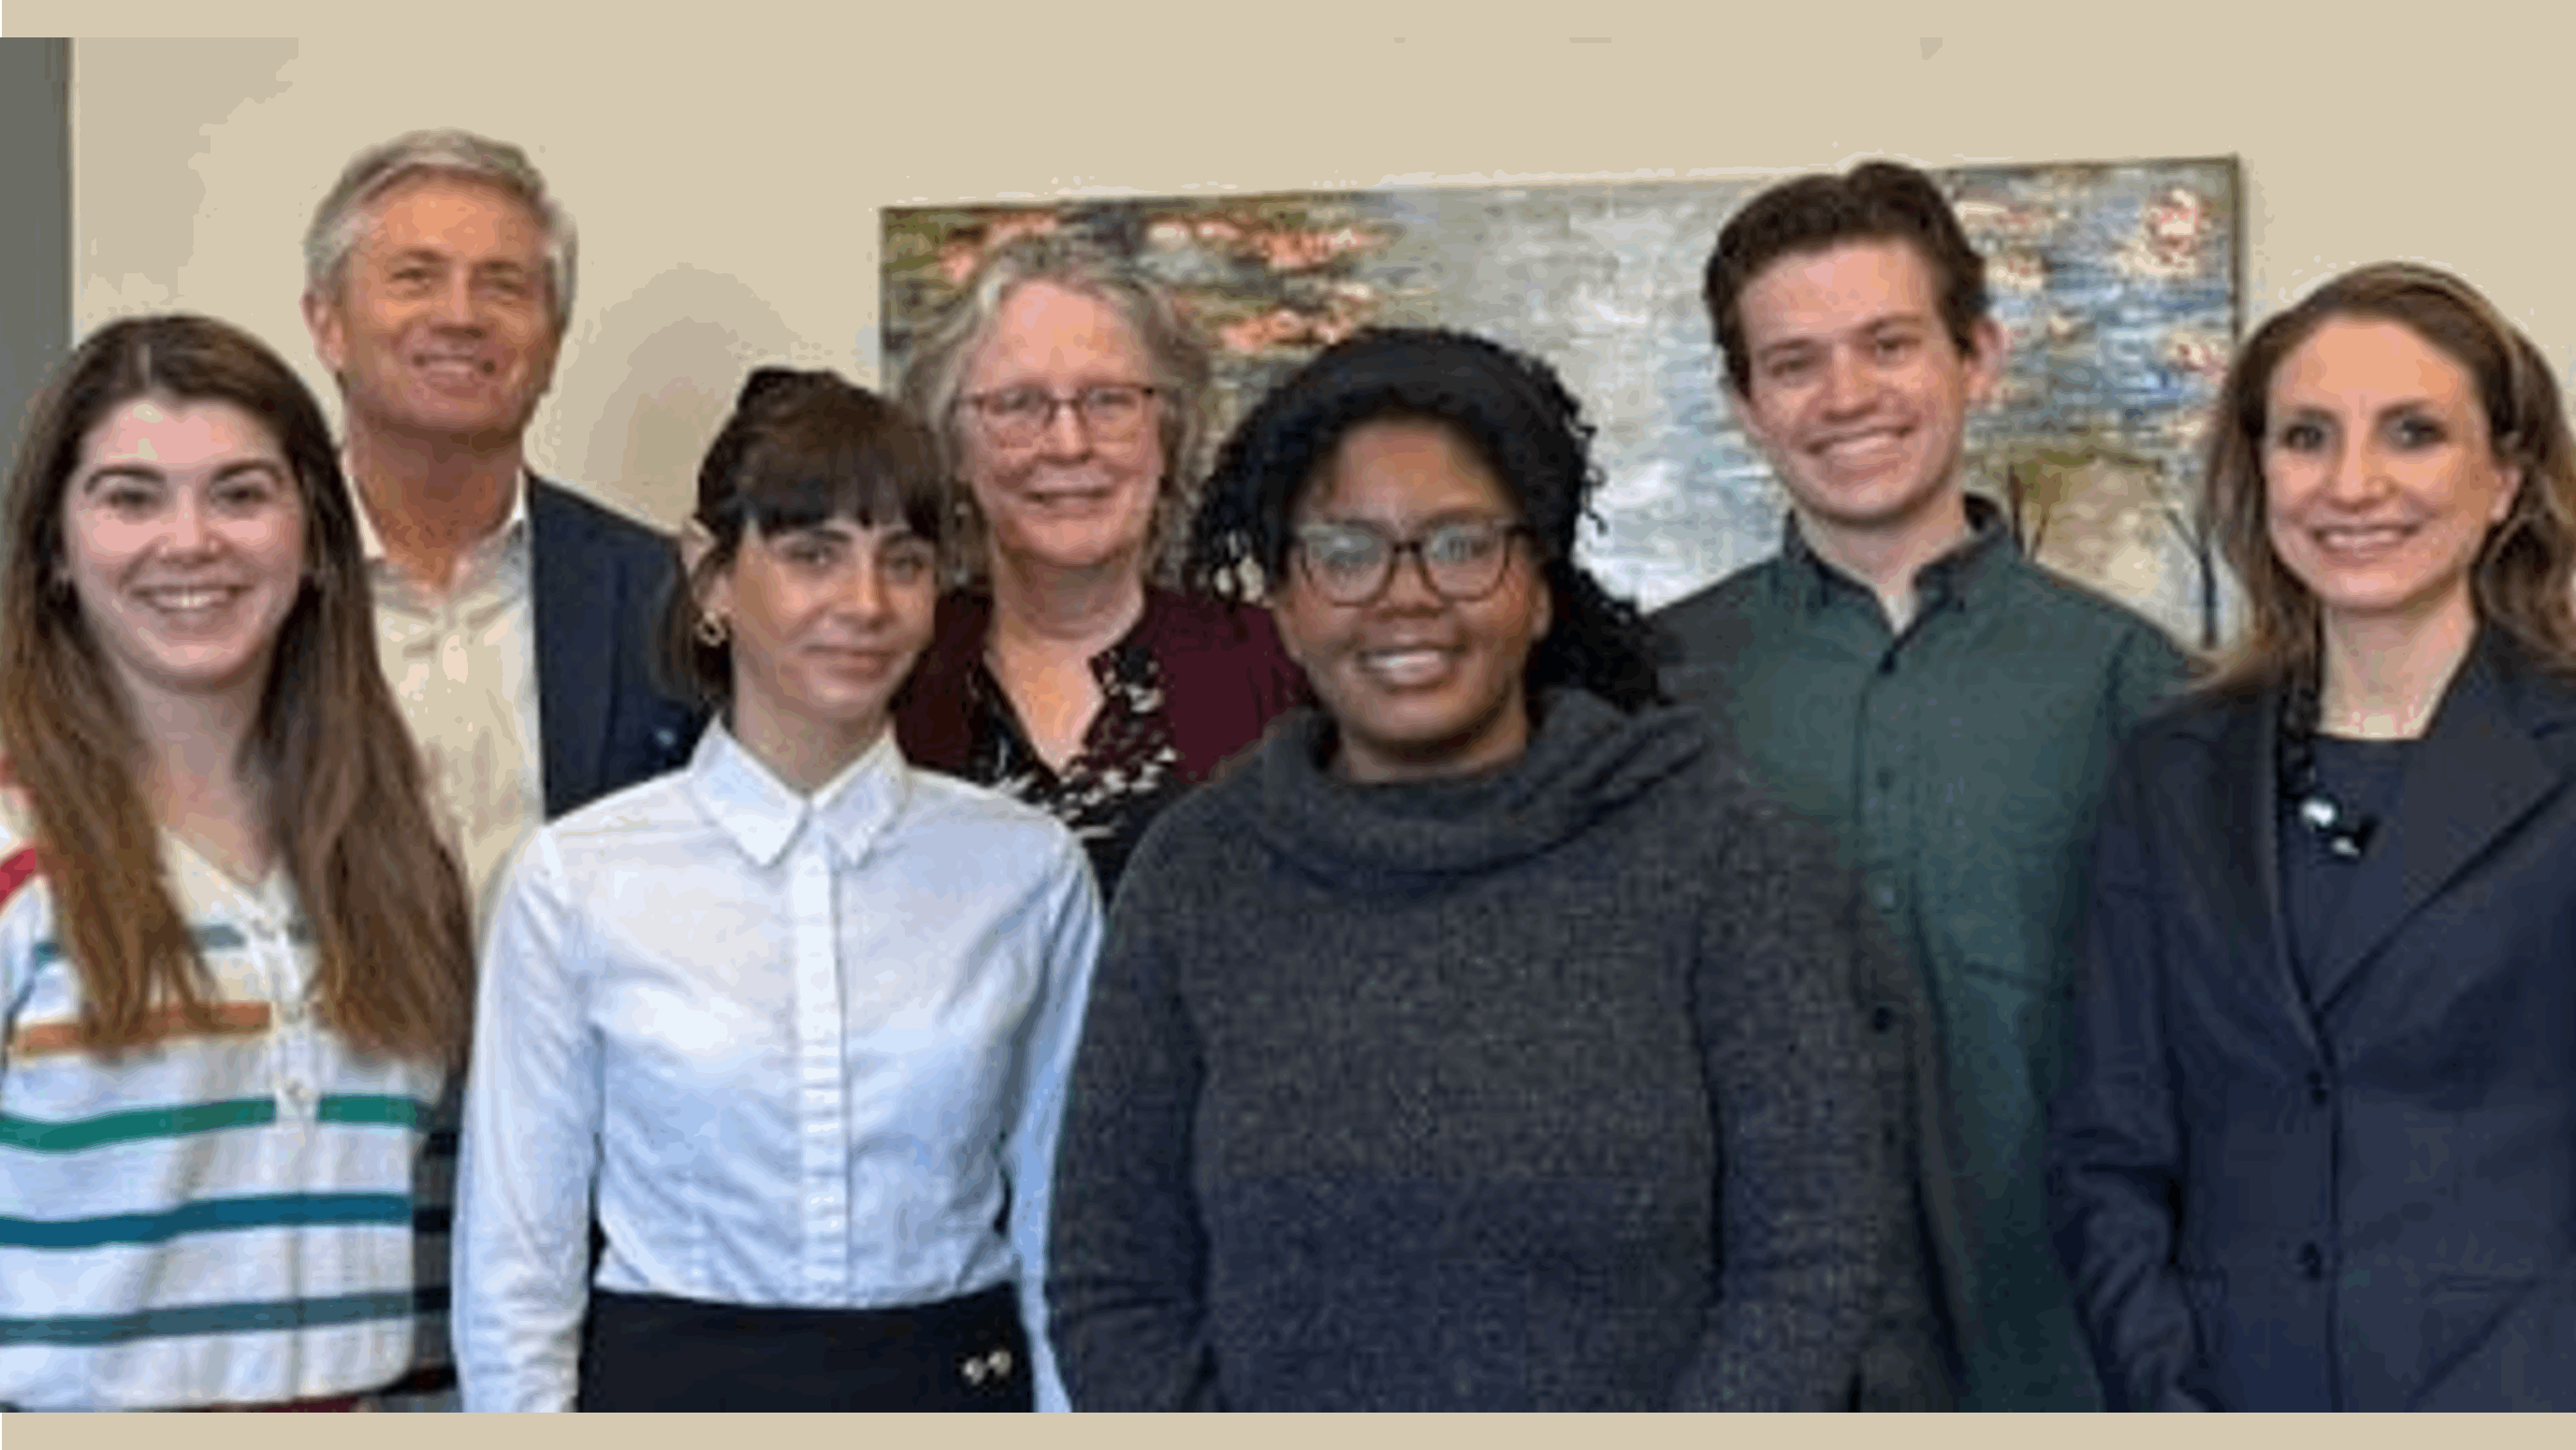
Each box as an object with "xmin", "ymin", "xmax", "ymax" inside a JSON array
[
  {"xmin": 2050, "ymin": 627, "xmax": 2576, "ymax": 1411},
  {"xmin": 528, "ymin": 479, "xmax": 704, "ymax": 817}
]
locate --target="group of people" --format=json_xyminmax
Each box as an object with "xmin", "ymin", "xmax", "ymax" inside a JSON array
[{"xmin": 2, "ymin": 129, "xmax": 2571, "ymax": 1414}]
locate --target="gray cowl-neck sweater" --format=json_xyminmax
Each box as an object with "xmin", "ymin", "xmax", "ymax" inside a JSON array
[{"xmin": 1048, "ymin": 689, "xmax": 1880, "ymax": 1410}]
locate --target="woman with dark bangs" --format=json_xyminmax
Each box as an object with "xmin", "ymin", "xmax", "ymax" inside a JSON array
[
  {"xmin": 453, "ymin": 370, "xmax": 1099, "ymax": 1412},
  {"xmin": 1047, "ymin": 328, "xmax": 1883, "ymax": 1410},
  {"xmin": 0, "ymin": 315, "xmax": 473, "ymax": 1411}
]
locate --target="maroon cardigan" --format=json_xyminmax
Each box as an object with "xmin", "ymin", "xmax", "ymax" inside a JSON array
[{"xmin": 895, "ymin": 587, "xmax": 1308, "ymax": 790}]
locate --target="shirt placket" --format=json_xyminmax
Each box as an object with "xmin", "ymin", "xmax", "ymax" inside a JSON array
[
  {"xmin": 377, "ymin": 541, "xmax": 532, "ymax": 894},
  {"xmin": 248, "ymin": 892, "xmax": 318, "ymax": 1125},
  {"xmin": 789, "ymin": 834, "xmax": 850, "ymax": 1299},
  {"xmin": 440, "ymin": 588, "xmax": 507, "ymax": 820},
  {"xmin": 1832, "ymin": 590, "xmax": 1912, "ymax": 935}
]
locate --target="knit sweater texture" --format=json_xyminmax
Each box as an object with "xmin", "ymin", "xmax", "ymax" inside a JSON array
[{"xmin": 1048, "ymin": 689, "xmax": 1880, "ymax": 1410}]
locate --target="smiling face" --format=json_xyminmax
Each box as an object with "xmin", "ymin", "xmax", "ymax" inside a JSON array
[
  {"xmin": 2263, "ymin": 315, "xmax": 2520, "ymax": 638},
  {"xmin": 1729, "ymin": 238, "xmax": 2002, "ymax": 544},
  {"xmin": 695, "ymin": 515, "xmax": 939, "ymax": 764},
  {"xmin": 954, "ymin": 282, "xmax": 1165, "ymax": 577},
  {"xmin": 302, "ymin": 174, "xmax": 561, "ymax": 449},
  {"xmin": 61, "ymin": 397, "xmax": 310, "ymax": 718},
  {"xmin": 1272, "ymin": 416, "xmax": 1552, "ymax": 784}
]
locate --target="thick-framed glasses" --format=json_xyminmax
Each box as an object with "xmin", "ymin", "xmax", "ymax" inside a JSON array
[
  {"xmin": 1290, "ymin": 518, "xmax": 1535, "ymax": 605},
  {"xmin": 960, "ymin": 383, "xmax": 1160, "ymax": 448}
]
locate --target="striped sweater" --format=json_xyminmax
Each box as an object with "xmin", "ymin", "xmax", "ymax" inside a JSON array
[{"xmin": 0, "ymin": 821, "xmax": 445, "ymax": 1410}]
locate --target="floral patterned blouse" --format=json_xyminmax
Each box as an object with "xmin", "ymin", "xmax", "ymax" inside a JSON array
[{"xmin": 895, "ymin": 588, "xmax": 1307, "ymax": 900}]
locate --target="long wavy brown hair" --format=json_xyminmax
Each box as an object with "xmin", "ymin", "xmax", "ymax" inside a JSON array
[
  {"xmin": 2203, "ymin": 262, "xmax": 2576, "ymax": 692},
  {"xmin": 1, "ymin": 315, "xmax": 473, "ymax": 1062}
]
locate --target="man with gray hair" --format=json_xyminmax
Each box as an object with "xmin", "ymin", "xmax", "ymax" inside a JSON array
[{"xmin": 300, "ymin": 128, "xmax": 702, "ymax": 1408}]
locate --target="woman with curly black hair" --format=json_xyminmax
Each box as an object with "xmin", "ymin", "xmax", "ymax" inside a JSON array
[{"xmin": 1047, "ymin": 327, "xmax": 1886, "ymax": 1410}]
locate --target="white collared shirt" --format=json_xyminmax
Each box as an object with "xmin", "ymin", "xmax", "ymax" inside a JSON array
[
  {"xmin": 352, "ymin": 472, "xmax": 544, "ymax": 926},
  {"xmin": 451, "ymin": 723, "xmax": 1101, "ymax": 1412}
]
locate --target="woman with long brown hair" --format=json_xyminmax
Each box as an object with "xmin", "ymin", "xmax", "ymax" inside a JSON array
[
  {"xmin": 0, "ymin": 314, "xmax": 473, "ymax": 1411},
  {"xmin": 2051, "ymin": 263, "xmax": 2576, "ymax": 1410}
]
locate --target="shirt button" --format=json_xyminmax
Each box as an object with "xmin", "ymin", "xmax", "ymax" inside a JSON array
[
  {"xmin": 1875, "ymin": 769, "xmax": 1895, "ymax": 790},
  {"xmin": 278, "ymin": 999, "xmax": 307, "ymax": 1026},
  {"xmin": 1870, "ymin": 1005, "xmax": 1897, "ymax": 1034},
  {"xmin": 1873, "ymin": 886, "xmax": 1898, "ymax": 912},
  {"xmin": 2298, "ymin": 1242, "xmax": 2325, "ymax": 1279},
  {"xmin": 282, "ymin": 1080, "xmax": 313, "ymax": 1106},
  {"xmin": 2307, "ymin": 1071, "xmax": 2330, "ymax": 1107}
]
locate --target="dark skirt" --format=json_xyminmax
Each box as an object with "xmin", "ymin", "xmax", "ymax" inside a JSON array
[{"xmin": 575, "ymin": 1282, "xmax": 1032, "ymax": 1412}]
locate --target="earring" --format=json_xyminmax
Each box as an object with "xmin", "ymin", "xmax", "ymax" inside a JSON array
[{"xmin": 695, "ymin": 612, "xmax": 730, "ymax": 647}]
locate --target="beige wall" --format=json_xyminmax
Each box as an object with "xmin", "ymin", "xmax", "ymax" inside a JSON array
[{"xmin": 33, "ymin": 2, "xmax": 2575, "ymax": 533}]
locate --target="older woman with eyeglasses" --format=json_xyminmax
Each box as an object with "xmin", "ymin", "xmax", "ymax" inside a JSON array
[
  {"xmin": 895, "ymin": 236, "xmax": 1305, "ymax": 898},
  {"xmin": 1047, "ymin": 328, "xmax": 1883, "ymax": 1411}
]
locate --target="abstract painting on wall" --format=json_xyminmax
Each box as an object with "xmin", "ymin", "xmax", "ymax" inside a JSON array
[{"xmin": 883, "ymin": 158, "xmax": 2239, "ymax": 646}]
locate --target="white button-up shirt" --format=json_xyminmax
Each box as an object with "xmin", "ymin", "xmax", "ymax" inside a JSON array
[
  {"xmin": 353, "ymin": 472, "xmax": 543, "ymax": 1400},
  {"xmin": 452, "ymin": 723, "xmax": 1100, "ymax": 1412},
  {"xmin": 352, "ymin": 472, "xmax": 544, "ymax": 926}
]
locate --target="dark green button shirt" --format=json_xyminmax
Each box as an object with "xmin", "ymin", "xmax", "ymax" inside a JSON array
[{"xmin": 1654, "ymin": 497, "xmax": 2188, "ymax": 1412}]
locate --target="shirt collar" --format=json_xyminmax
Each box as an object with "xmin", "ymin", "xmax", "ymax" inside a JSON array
[
  {"xmin": 686, "ymin": 718, "xmax": 910, "ymax": 870},
  {"xmin": 1778, "ymin": 491, "xmax": 2018, "ymax": 615},
  {"xmin": 350, "ymin": 465, "xmax": 533, "ymax": 568}
]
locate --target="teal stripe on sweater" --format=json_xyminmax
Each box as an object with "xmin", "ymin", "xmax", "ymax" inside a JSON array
[
  {"xmin": 313, "ymin": 1094, "xmax": 425, "ymax": 1127},
  {"xmin": 27, "ymin": 921, "xmax": 309, "ymax": 968},
  {"xmin": 0, "ymin": 1097, "xmax": 274, "ymax": 1152},
  {"xmin": 0, "ymin": 1288, "xmax": 414, "ymax": 1345},
  {"xmin": 0, "ymin": 1193, "xmax": 410, "ymax": 1248},
  {"xmin": 0, "ymin": 1094, "xmax": 429, "ymax": 1153}
]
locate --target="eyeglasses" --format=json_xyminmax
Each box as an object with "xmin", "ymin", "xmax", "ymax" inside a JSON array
[
  {"xmin": 960, "ymin": 383, "xmax": 1160, "ymax": 448},
  {"xmin": 1290, "ymin": 518, "xmax": 1535, "ymax": 605}
]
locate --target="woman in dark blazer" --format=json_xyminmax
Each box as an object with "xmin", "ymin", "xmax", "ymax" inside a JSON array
[{"xmin": 2049, "ymin": 262, "xmax": 2576, "ymax": 1411}]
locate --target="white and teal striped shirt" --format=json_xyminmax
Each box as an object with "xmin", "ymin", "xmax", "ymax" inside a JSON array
[{"xmin": 0, "ymin": 819, "xmax": 446, "ymax": 1410}]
